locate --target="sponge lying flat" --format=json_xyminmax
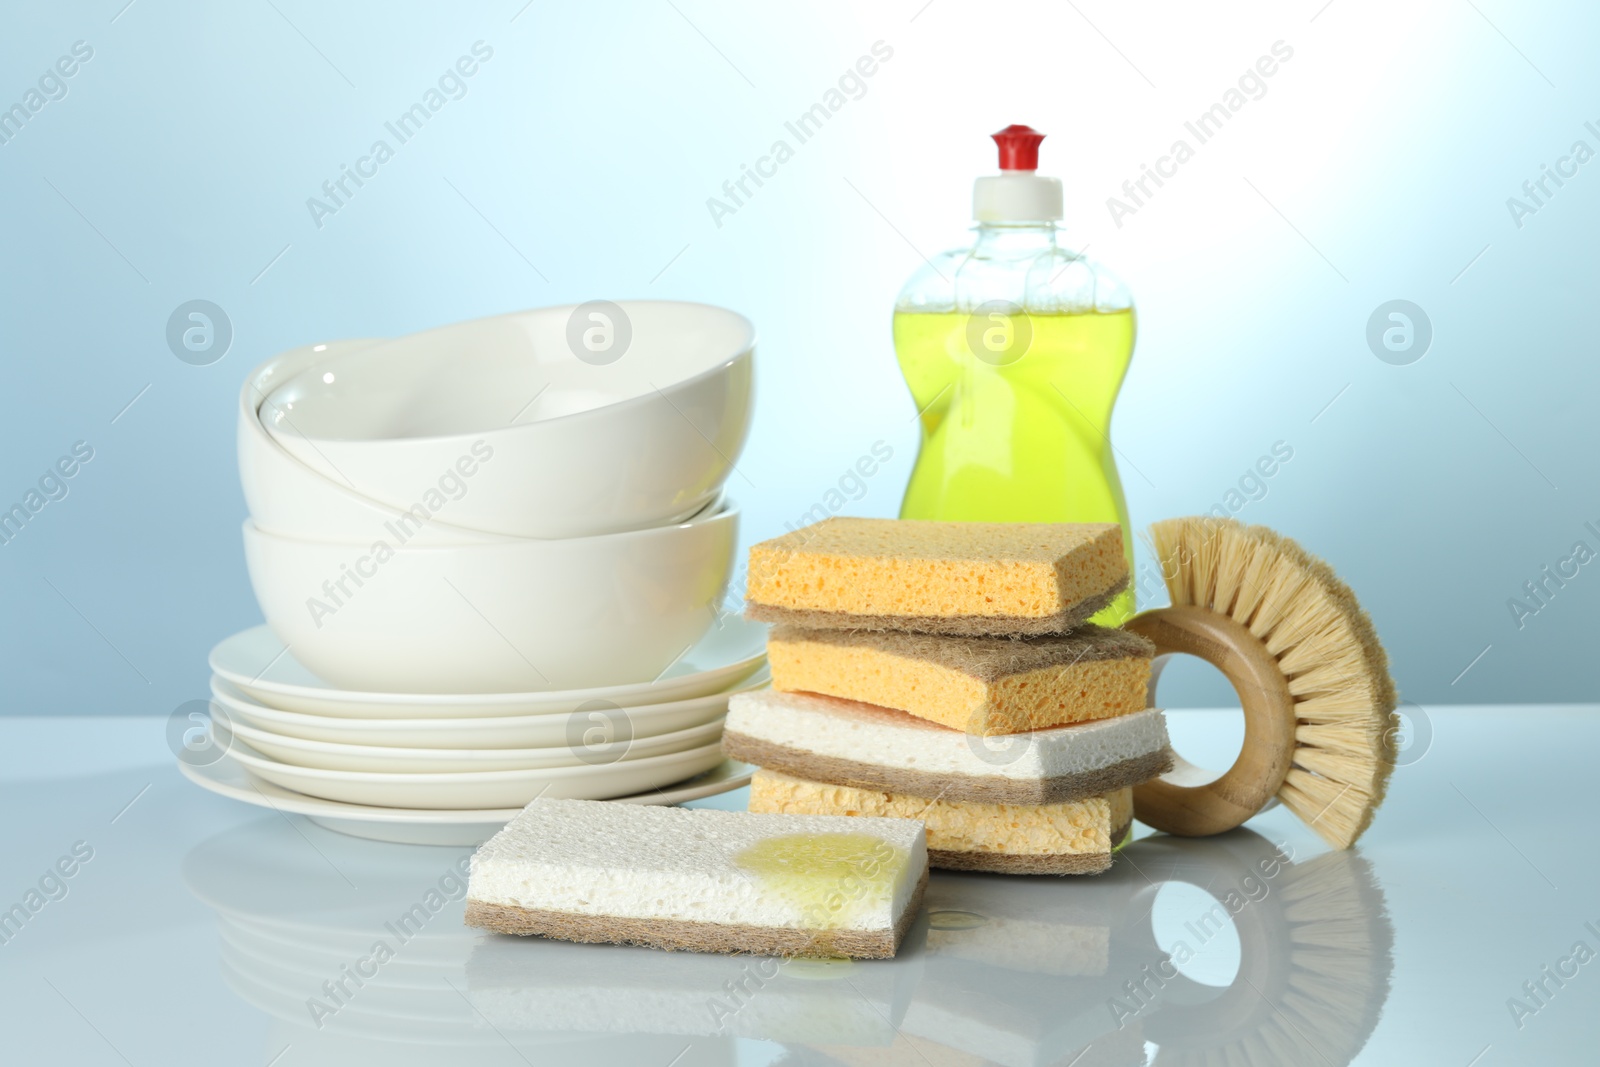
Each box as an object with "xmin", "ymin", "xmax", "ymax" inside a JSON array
[
  {"xmin": 749, "ymin": 771, "xmax": 1133, "ymax": 876},
  {"xmin": 744, "ymin": 518, "xmax": 1128, "ymax": 636},
  {"xmin": 725, "ymin": 690, "xmax": 1171, "ymax": 805},
  {"xmin": 466, "ymin": 798, "xmax": 928, "ymax": 959},
  {"xmin": 767, "ymin": 624, "xmax": 1153, "ymax": 735}
]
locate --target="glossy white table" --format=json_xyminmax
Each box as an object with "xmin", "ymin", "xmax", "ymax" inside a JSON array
[{"xmin": 2, "ymin": 707, "xmax": 1592, "ymax": 1066}]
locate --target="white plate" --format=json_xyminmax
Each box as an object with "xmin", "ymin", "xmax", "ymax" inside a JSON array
[
  {"xmin": 214, "ymin": 714, "xmax": 725, "ymax": 773},
  {"xmin": 220, "ymin": 737, "xmax": 728, "ymax": 810},
  {"xmin": 209, "ymin": 617, "xmax": 766, "ymax": 718},
  {"xmin": 209, "ymin": 671, "xmax": 766, "ymax": 749},
  {"xmin": 179, "ymin": 753, "xmax": 755, "ymax": 845}
]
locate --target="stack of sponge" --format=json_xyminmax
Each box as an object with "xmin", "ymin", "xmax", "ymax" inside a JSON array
[{"xmin": 728, "ymin": 518, "xmax": 1174, "ymax": 875}]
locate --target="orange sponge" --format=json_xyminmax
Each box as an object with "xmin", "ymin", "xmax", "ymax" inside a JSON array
[
  {"xmin": 766, "ymin": 624, "xmax": 1153, "ymax": 735},
  {"xmin": 744, "ymin": 518, "xmax": 1127, "ymax": 636},
  {"xmin": 750, "ymin": 770, "xmax": 1133, "ymax": 875}
]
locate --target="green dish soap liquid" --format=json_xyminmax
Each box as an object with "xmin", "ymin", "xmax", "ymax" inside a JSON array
[
  {"xmin": 894, "ymin": 124, "xmax": 1137, "ymax": 624},
  {"xmin": 734, "ymin": 832, "xmax": 907, "ymax": 958}
]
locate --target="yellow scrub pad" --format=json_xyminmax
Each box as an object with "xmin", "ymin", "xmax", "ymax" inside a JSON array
[
  {"xmin": 749, "ymin": 770, "xmax": 1133, "ymax": 876},
  {"xmin": 744, "ymin": 518, "xmax": 1128, "ymax": 636},
  {"xmin": 766, "ymin": 624, "xmax": 1153, "ymax": 735}
]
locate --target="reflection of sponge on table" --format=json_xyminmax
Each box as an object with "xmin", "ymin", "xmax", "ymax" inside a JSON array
[
  {"xmin": 744, "ymin": 518, "xmax": 1128, "ymax": 636},
  {"xmin": 767, "ymin": 624, "xmax": 1152, "ymax": 735},
  {"xmin": 749, "ymin": 770, "xmax": 1132, "ymax": 876},
  {"xmin": 465, "ymin": 932, "xmax": 918, "ymax": 1042},
  {"xmin": 466, "ymin": 798, "xmax": 928, "ymax": 959}
]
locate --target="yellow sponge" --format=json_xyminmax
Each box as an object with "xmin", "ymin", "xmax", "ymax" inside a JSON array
[
  {"xmin": 767, "ymin": 624, "xmax": 1152, "ymax": 735},
  {"xmin": 749, "ymin": 770, "xmax": 1132, "ymax": 875},
  {"xmin": 744, "ymin": 518, "xmax": 1127, "ymax": 636}
]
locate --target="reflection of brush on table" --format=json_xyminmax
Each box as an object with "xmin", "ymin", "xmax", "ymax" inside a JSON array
[{"xmin": 1123, "ymin": 831, "xmax": 1395, "ymax": 1067}]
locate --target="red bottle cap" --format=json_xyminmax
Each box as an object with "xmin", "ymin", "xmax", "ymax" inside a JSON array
[{"xmin": 992, "ymin": 125, "xmax": 1045, "ymax": 171}]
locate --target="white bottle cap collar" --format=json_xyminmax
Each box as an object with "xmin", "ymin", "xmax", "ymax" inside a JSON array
[{"xmin": 974, "ymin": 172, "xmax": 1063, "ymax": 222}]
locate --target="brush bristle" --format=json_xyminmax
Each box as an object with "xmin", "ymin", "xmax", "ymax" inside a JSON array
[
  {"xmin": 1146, "ymin": 517, "xmax": 1399, "ymax": 849},
  {"xmin": 1216, "ymin": 850, "xmax": 1393, "ymax": 1067}
]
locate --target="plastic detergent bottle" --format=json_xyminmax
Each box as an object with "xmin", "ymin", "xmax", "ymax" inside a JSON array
[{"xmin": 894, "ymin": 124, "xmax": 1137, "ymax": 624}]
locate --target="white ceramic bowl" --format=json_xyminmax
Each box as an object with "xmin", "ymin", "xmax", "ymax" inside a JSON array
[
  {"xmin": 224, "ymin": 738, "xmax": 728, "ymax": 809},
  {"xmin": 215, "ymin": 714, "xmax": 725, "ymax": 773},
  {"xmin": 239, "ymin": 341, "xmax": 511, "ymax": 546},
  {"xmin": 260, "ymin": 301, "xmax": 755, "ymax": 539},
  {"xmin": 209, "ymin": 674, "xmax": 763, "ymax": 747},
  {"xmin": 240, "ymin": 502, "xmax": 737, "ymax": 694}
]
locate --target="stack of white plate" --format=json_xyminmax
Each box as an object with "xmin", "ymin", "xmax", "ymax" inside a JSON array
[
  {"xmin": 186, "ymin": 619, "xmax": 766, "ymax": 845},
  {"xmin": 185, "ymin": 302, "xmax": 764, "ymax": 845}
]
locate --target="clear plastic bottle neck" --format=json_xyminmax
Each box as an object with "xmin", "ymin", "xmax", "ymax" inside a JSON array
[{"xmin": 970, "ymin": 221, "xmax": 1059, "ymax": 257}]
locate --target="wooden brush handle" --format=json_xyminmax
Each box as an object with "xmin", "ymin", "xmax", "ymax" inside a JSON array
[{"xmin": 1124, "ymin": 605, "xmax": 1297, "ymax": 837}]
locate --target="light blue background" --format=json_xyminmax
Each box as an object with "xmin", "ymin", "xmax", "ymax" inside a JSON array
[{"xmin": 1, "ymin": 0, "xmax": 1594, "ymax": 717}]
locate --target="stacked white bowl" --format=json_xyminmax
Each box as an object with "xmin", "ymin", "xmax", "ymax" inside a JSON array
[{"xmin": 208, "ymin": 301, "xmax": 761, "ymax": 819}]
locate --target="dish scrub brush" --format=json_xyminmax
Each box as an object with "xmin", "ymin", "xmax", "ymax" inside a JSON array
[{"xmin": 1124, "ymin": 516, "xmax": 1398, "ymax": 849}]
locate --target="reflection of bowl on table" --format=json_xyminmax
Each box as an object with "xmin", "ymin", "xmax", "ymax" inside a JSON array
[{"xmin": 181, "ymin": 819, "xmax": 625, "ymax": 1059}]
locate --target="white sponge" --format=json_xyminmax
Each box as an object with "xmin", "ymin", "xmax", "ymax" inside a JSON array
[
  {"xmin": 725, "ymin": 690, "xmax": 1171, "ymax": 804},
  {"xmin": 466, "ymin": 798, "xmax": 928, "ymax": 959}
]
